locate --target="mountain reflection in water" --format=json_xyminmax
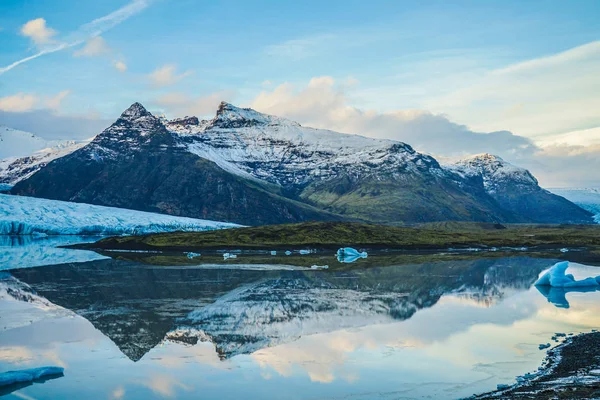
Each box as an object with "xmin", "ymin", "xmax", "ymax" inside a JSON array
[
  {"xmin": 4, "ymin": 256, "xmax": 600, "ymax": 400},
  {"xmin": 8, "ymin": 257, "xmax": 553, "ymax": 362}
]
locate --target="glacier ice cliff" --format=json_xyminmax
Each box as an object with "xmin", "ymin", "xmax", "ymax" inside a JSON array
[{"xmin": 0, "ymin": 194, "xmax": 239, "ymax": 235}]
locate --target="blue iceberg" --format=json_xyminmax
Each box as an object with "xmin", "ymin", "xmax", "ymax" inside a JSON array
[
  {"xmin": 535, "ymin": 261, "xmax": 600, "ymax": 288},
  {"xmin": 336, "ymin": 247, "xmax": 368, "ymax": 263},
  {"xmin": 0, "ymin": 366, "xmax": 64, "ymax": 388}
]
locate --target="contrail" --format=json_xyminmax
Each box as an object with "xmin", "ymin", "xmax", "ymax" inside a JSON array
[{"xmin": 0, "ymin": 0, "xmax": 150, "ymax": 76}]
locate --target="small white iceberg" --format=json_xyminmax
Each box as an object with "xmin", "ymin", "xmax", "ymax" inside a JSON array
[
  {"xmin": 285, "ymin": 251, "xmax": 292, "ymax": 256},
  {"xmin": 270, "ymin": 251, "xmax": 277, "ymax": 256},
  {"xmin": 0, "ymin": 366, "xmax": 64, "ymax": 388},
  {"xmin": 560, "ymin": 248, "xmax": 569, "ymax": 253},
  {"xmin": 535, "ymin": 261, "xmax": 600, "ymax": 288},
  {"xmin": 186, "ymin": 252, "xmax": 201, "ymax": 259},
  {"xmin": 299, "ymin": 249, "xmax": 312, "ymax": 255},
  {"xmin": 223, "ymin": 253, "xmax": 237, "ymax": 260},
  {"xmin": 336, "ymin": 247, "xmax": 368, "ymax": 263}
]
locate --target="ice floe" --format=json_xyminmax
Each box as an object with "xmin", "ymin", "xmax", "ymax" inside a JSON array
[
  {"xmin": 0, "ymin": 366, "xmax": 64, "ymax": 388},
  {"xmin": 336, "ymin": 247, "xmax": 368, "ymax": 263},
  {"xmin": 535, "ymin": 261, "xmax": 600, "ymax": 288}
]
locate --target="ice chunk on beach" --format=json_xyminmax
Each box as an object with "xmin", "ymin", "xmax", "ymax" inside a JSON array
[
  {"xmin": 336, "ymin": 247, "xmax": 368, "ymax": 263},
  {"xmin": 535, "ymin": 261, "xmax": 600, "ymax": 288},
  {"xmin": 0, "ymin": 366, "xmax": 64, "ymax": 387}
]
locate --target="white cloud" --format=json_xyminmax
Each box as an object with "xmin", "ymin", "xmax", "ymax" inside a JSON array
[
  {"xmin": 20, "ymin": 18, "xmax": 57, "ymax": 46},
  {"xmin": 45, "ymin": 90, "xmax": 71, "ymax": 111},
  {"xmin": 148, "ymin": 64, "xmax": 193, "ymax": 87},
  {"xmin": 1, "ymin": 0, "xmax": 150, "ymax": 75},
  {"xmin": 0, "ymin": 93, "xmax": 38, "ymax": 112},
  {"xmin": 113, "ymin": 60, "xmax": 127, "ymax": 72},
  {"xmin": 425, "ymin": 40, "xmax": 600, "ymax": 140},
  {"xmin": 250, "ymin": 76, "xmax": 534, "ymax": 158},
  {"xmin": 74, "ymin": 36, "xmax": 111, "ymax": 57},
  {"xmin": 0, "ymin": 91, "xmax": 70, "ymax": 113}
]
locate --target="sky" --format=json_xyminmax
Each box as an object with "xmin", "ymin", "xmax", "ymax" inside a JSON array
[{"xmin": 1, "ymin": 0, "xmax": 599, "ymax": 187}]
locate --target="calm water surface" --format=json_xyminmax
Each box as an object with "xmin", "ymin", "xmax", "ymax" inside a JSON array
[{"xmin": 0, "ymin": 240, "xmax": 599, "ymax": 399}]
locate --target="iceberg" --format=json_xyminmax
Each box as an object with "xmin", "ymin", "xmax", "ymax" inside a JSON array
[
  {"xmin": 270, "ymin": 251, "xmax": 277, "ymax": 255},
  {"xmin": 0, "ymin": 366, "xmax": 64, "ymax": 388},
  {"xmin": 534, "ymin": 261, "xmax": 600, "ymax": 288},
  {"xmin": 285, "ymin": 251, "xmax": 292, "ymax": 256},
  {"xmin": 310, "ymin": 265, "xmax": 329, "ymax": 270},
  {"xmin": 0, "ymin": 194, "xmax": 240, "ymax": 236},
  {"xmin": 186, "ymin": 252, "xmax": 201, "ymax": 259},
  {"xmin": 536, "ymin": 285, "xmax": 597, "ymax": 309},
  {"xmin": 223, "ymin": 253, "xmax": 237, "ymax": 260},
  {"xmin": 336, "ymin": 247, "xmax": 368, "ymax": 263}
]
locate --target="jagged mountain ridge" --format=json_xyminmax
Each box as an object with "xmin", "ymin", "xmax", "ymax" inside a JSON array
[
  {"xmin": 447, "ymin": 154, "xmax": 593, "ymax": 224},
  {"xmin": 10, "ymin": 102, "xmax": 594, "ymax": 225}
]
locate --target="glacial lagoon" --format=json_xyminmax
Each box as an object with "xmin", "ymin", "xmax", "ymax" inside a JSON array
[{"xmin": 1, "ymin": 240, "xmax": 600, "ymax": 399}]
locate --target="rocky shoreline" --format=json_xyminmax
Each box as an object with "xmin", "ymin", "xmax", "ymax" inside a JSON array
[{"xmin": 468, "ymin": 331, "xmax": 600, "ymax": 399}]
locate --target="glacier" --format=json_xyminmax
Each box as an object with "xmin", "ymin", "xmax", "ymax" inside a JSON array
[
  {"xmin": 0, "ymin": 194, "xmax": 240, "ymax": 235},
  {"xmin": 549, "ymin": 188, "xmax": 600, "ymax": 223},
  {"xmin": 0, "ymin": 235, "xmax": 108, "ymax": 270}
]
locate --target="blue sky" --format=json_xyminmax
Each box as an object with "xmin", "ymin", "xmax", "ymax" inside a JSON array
[{"xmin": 1, "ymin": 0, "xmax": 599, "ymax": 186}]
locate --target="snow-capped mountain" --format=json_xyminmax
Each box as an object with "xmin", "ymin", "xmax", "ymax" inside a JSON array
[
  {"xmin": 174, "ymin": 102, "xmax": 441, "ymax": 186},
  {"xmin": 0, "ymin": 140, "xmax": 87, "ymax": 187},
  {"xmin": 446, "ymin": 154, "xmax": 594, "ymax": 224},
  {"xmin": 447, "ymin": 154, "xmax": 538, "ymax": 194},
  {"xmin": 9, "ymin": 102, "xmax": 595, "ymax": 225},
  {"xmin": 0, "ymin": 126, "xmax": 63, "ymax": 159},
  {"xmin": 0, "ymin": 193, "xmax": 239, "ymax": 235}
]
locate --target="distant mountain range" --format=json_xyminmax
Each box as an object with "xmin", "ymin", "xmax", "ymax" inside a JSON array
[
  {"xmin": 4, "ymin": 102, "xmax": 594, "ymax": 225},
  {"xmin": 0, "ymin": 126, "xmax": 88, "ymax": 187}
]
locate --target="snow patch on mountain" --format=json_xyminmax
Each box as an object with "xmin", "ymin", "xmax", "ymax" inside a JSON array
[
  {"xmin": 445, "ymin": 154, "xmax": 538, "ymax": 194},
  {"xmin": 0, "ymin": 140, "xmax": 88, "ymax": 185},
  {"xmin": 171, "ymin": 102, "xmax": 445, "ymax": 187},
  {"xmin": 0, "ymin": 127, "xmax": 64, "ymax": 159},
  {"xmin": 0, "ymin": 194, "xmax": 240, "ymax": 235}
]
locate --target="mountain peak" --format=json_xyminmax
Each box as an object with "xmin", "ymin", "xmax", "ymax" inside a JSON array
[
  {"xmin": 466, "ymin": 153, "xmax": 504, "ymax": 163},
  {"xmin": 213, "ymin": 101, "xmax": 299, "ymax": 128},
  {"xmin": 119, "ymin": 102, "xmax": 153, "ymax": 121}
]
